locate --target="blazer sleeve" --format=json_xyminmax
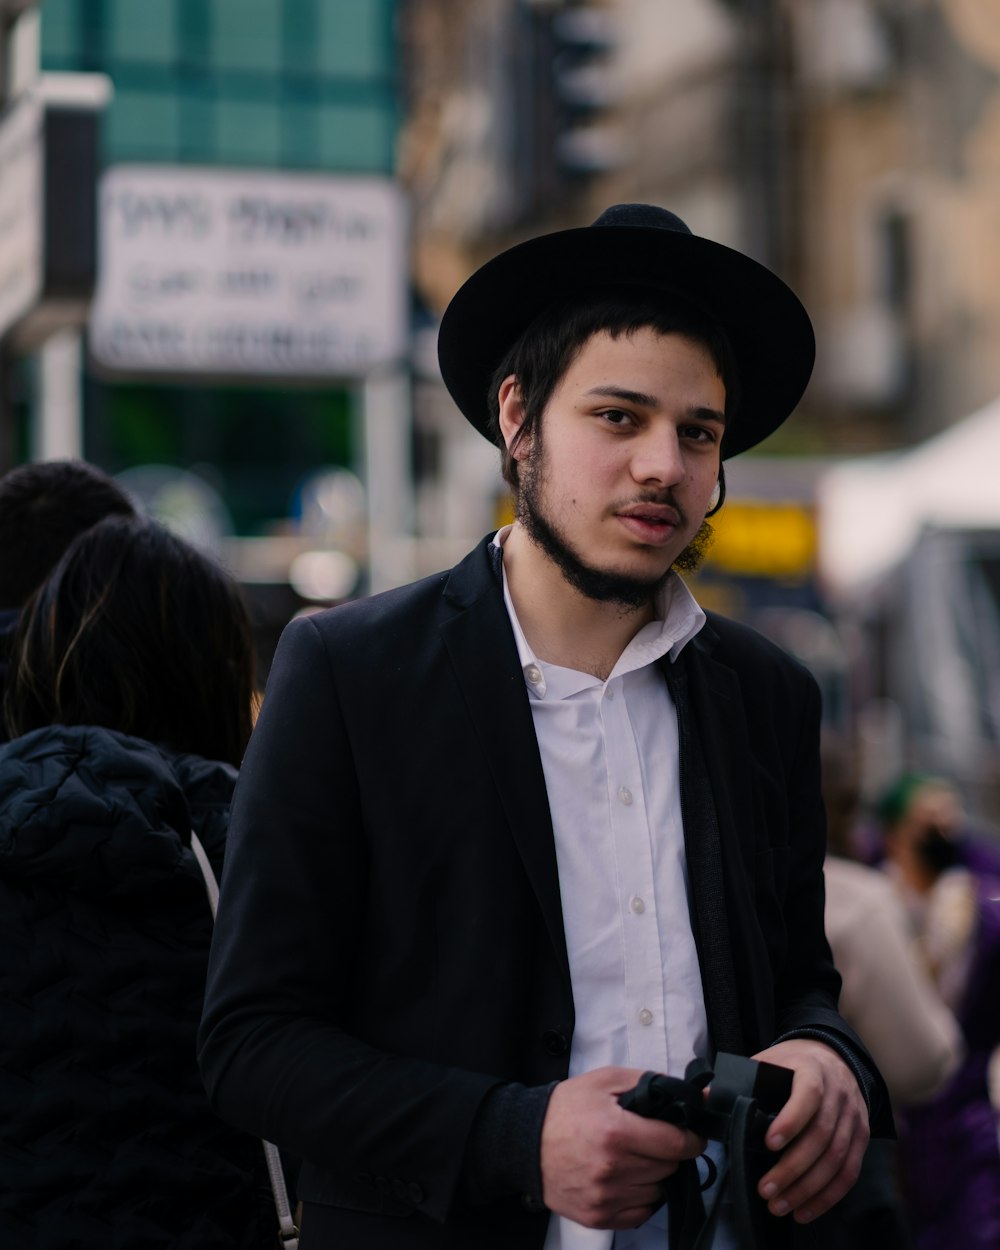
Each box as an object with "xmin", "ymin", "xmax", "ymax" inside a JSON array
[
  {"xmin": 698, "ymin": 623, "xmax": 891, "ymax": 1129},
  {"xmin": 768, "ymin": 665, "xmax": 896, "ymax": 1134},
  {"xmin": 197, "ymin": 614, "xmax": 499, "ymax": 1224}
]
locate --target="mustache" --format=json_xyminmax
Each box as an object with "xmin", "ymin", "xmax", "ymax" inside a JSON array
[{"xmin": 614, "ymin": 491, "xmax": 686, "ymax": 521}]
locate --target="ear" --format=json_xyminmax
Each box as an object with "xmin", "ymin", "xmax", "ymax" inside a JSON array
[{"xmin": 497, "ymin": 375, "xmax": 531, "ymax": 459}]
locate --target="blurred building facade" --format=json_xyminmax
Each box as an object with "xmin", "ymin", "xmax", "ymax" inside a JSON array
[
  {"xmin": 35, "ymin": 0, "xmax": 400, "ymax": 534},
  {"xmin": 791, "ymin": 0, "xmax": 1000, "ymax": 445},
  {"xmin": 401, "ymin": 0, "xmax": 1000, "ymax": 452},
  {"xmin": 400, "ymin": 0, "xmax": 788, "ymax": 313}
]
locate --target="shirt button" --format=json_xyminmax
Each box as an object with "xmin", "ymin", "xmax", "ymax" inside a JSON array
[
  {"xmin": 605, "ymin": 687, "xmax": 615, "ymax": 700},
  {"xmin": 618, "ymin": 786, "xmax": 633, "ymax": 806},
  {"xmin": 630, "ymin": 896, "xmax": 645, "ymax": 915},
  {"xmin": 639, "ymin": 1008, "xmax": 653, "ymax": 1026},
  {"xmin": 525, "ymin": 664, "xmax": 542, "ymax": 685}
]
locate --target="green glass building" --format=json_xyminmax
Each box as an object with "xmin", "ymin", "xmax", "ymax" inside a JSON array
[{"xmin": 38, "ymin": 0, "xmax": 402, "ymax": 535}]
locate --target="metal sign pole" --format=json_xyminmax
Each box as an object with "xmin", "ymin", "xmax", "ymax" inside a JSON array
[
  {"xmin": 361, "ymin": 365, "xmax": 415, "ymax": 595},
  {"xmin": 33, "ymin": 328, "xmax": 82, "ymax": 460}
]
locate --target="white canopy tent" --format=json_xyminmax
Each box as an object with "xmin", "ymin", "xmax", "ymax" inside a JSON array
[
  {"xmin": 816, "ymin": 394, "xmax": 1000, "ymax": 601},
  {"xmin": 815, "ymin": 401, "xmax": 1000, "ymax": 821}
]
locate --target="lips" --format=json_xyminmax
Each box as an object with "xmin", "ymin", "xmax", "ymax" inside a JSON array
[
  {"xmin": 615, "ymin": 503, "xmax": 682, "ymax": 545},
  {"xmin": 617, "ymin": 503, "xmax": 680, "ymax": 526}
]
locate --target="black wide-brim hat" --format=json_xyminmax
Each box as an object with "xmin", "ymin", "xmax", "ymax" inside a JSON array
[{"xmin": 437, "ymin": 203, "xmax": 815, "ymax": 460}]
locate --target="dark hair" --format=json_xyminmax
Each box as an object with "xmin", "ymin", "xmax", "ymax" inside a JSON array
[
  {"xmin": 0, "ymin": 459, "xmax": 136, "ymax": 608},
  {"xmin": 486, "ymin": 287, "xmax": 741, "ymax": 494},
  {"xmin": 875, "ymin": 772, "xmax": 950, "ymax": 830},
  {"xmin": 5, "ymin": 515, "xmax": 256, "ymax": 767}
]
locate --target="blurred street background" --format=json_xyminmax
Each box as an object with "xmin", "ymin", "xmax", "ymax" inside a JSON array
[{"xmin": 3, "ymin": 0, "xmax": 1000, "ymax": 829}]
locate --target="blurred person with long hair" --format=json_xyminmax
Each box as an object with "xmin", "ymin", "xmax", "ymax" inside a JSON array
[
  {"xmin": 0, "ymin": 514, "xmax": 276, "ymax": 1248},
  {"xmin": 0, "ymin": 458, "xmax": 136, "ymax": 742},
  {"xmin": 876, "ymin": 773, "xmax": 1000, "ymax": 1250}
]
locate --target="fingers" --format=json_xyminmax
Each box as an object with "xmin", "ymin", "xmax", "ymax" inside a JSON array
[
  {"xmin": 761, "ymin": 1056, "xmax": 824, "ymax": 1151},
  {"xmin": 543, "ymin": 1131, "xmax": 688, "ymax": 1230},
  {"xmin": 622, "ymin": 1112, "xmax": 707, "ymax": 1164},
  {"xmin": 752, "ymin": 1041, "xmax": 870, "ymax": 1224},
  {"xmin": 790, "ymin": 1122, "xmax": 868, "ymax": 1224},
  {"xmin": 760, "ymin": 1099, "xmax": 868, "ymax": 1222},
  {"xmin": 540, "ymin": 1066, "xmax": 706, "ymax": 1229}
]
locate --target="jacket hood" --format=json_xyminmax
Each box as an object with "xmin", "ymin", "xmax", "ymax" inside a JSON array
[{"xmin": 0, "ymin": 724, "xmax": 237, "ymax": 902}]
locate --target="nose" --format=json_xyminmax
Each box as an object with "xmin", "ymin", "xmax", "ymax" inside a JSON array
[{"xmin": 630, "ymin": 425, "xmax": 685, "ymax": 487}]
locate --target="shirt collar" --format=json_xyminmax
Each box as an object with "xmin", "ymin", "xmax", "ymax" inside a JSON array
[{"xmin": 493, "ymin": 525, "xmax": 705, "ymax": 698}]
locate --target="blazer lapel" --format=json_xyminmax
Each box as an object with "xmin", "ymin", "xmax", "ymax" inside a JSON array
[
  {"xmin": 685, "ymin": 626, "xmax": 756, "ymax": 881},
  {"xmin": 439, "ymin": 541, "xmax": 570, "ymax": 980},
  {"xmin": 684, "ymin": 626, "xmax": 776, "ymax": 1050}
]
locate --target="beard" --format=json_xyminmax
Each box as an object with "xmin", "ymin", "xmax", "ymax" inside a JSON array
[{"xmin": 517, "ymin": 446, "xmax": 711, "ymax": 609}]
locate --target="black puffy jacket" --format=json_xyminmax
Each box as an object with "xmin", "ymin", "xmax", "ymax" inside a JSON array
[
  {"xmin": 0, "ymin": 607, "xmax": 18, "ymax": 743},
  {"xmin": 0, "ymin": 724, "xmax": 276, "ymax": 1249}
]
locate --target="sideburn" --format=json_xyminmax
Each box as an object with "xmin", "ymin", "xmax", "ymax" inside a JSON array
[{"xmin": 672, "ymin": 520, "xmax": 715, "ymax": 573}]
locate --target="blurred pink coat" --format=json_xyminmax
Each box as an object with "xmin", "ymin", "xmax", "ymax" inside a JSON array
[{"xmin": 824, "ymin": 855, "xmax": 962, "ymax": 1105}]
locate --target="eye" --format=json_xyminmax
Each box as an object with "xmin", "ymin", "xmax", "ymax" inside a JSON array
[
  {"xmin": 681, "ymin": 424, "xmax": 718, "ymax": 444},
  {"xmin": 598, "ymin": 408, "xmax": 634, "ymax": 427}
]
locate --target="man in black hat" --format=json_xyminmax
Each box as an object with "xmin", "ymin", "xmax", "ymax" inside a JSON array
[{"xmin": 199, "ymin": 206, "xmax": 892, "ymax": 1250}]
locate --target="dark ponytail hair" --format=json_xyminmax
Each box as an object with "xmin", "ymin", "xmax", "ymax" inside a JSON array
[{"xmin": 6, "ymin": 515, "xmax": 256, "ymax": 766}]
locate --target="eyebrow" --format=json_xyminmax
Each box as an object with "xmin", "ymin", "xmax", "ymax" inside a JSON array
[{"xmin": 583, "ymin": 385, "xmax": 726, "ymax": 425}]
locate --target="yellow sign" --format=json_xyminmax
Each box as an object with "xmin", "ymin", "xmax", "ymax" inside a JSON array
[
  {"xmin": 495, "ymin": 492, "xmax": 516, "ymax": 529},
  {"xmin": 706, "ymin": 500, "xmax": 816, "ymax": 580}
]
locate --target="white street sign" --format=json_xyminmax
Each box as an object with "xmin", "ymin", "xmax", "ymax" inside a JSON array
[{"xmin": 89, "ymin": 166, "xmax": 408, "ymax": 379}]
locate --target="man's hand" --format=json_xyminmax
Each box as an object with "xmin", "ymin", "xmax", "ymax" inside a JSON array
[
  {"xmin": 753, "ymin": 1038, "xmax": 869, "ymax": 1224},
  {"xmin": 540, "ymin": 1066, "xmax": 706, "ymax": 1230}
]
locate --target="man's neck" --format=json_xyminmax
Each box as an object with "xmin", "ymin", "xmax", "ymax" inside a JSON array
[{"xmin": 500, "ymin": 523, "xmax": 656, "ymax": 680}]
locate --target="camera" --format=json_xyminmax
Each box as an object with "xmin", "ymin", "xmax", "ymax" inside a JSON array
[{"xmin": 618, "ymin": 1052, "xmax": 793, "ymax": 1152}]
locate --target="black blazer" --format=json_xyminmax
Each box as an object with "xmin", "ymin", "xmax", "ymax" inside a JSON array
[{"xmin": 199, "ymin": 537, "xmax": 889, "ymax": 1248}]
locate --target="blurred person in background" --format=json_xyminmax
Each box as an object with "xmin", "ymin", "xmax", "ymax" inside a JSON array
[
  {"xmin": 0, "ymin": 458, "xmax": 136, "ymax": 743},
  {"xmin": 821, "ymin": 743, "xmax": 963, "ymax": 1250},
  {"xmin": 0, "ymin": 514, "xmax": 277, "ymax": 1249},
  {"xmin": 199, "ymin": 204, "xmax": 892, "ymax": 1250},
  {"xmin": 875, "ymin": 773, "xmax": 1000, "ymax": 1250},
  {"xmin": 877, "ymin": 772, "xmax": 1000, "ymax": 883}
]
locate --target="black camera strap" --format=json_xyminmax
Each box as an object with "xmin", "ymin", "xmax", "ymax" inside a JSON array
[
  {"xmin": 620, "ymin": 1058, "xmax": 792, "ymax": 1250},
  {"xmin": 690, "ymin": 1095, "xmax": 761, "ymax": 1250}
]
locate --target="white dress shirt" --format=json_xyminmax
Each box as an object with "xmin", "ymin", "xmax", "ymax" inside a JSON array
[{"xmin": 494, "ymin": 530, "xmax": 735, "ymax": 1250}]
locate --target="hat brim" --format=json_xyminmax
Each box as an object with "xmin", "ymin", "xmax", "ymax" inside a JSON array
[{"xmin": 437, "ymin": 223, "xmax": 815, "ymax": 460}]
